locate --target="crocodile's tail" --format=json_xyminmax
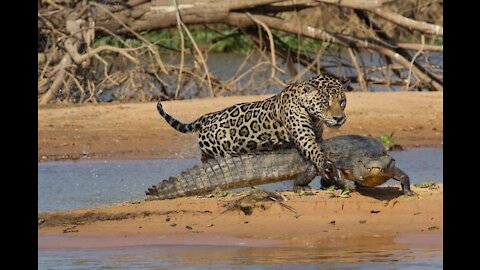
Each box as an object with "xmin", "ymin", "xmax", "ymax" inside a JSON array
[
  {"xmin": 146, "ymin": 151, "xmax": 306, "ymax": 200},
  {"xmin": 157, "ymin": 100, "xmax": 202, "ymax": 133}
]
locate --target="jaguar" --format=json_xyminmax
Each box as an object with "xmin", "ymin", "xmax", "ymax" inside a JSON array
[{"xmin": 157, "ymin": 75, "xmax": 349, "ymax": 175}]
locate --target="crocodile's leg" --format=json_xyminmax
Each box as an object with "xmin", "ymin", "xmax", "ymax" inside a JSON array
[
  {"xmin": 320, "ymin": 168, "xmax": 347, "ymax": 190},
  {"xmin": 353, "ymin": 181, "xmax": 361, "ymax": 189},
  {"xmin": 335, "ymin": 169, "xmax": 348, "ymax": 189},
  {"xmin": 392, "ymin": 167, "xmax": 416, "ymax": 196},
  {"xmin": 293, "ymin": 163, "xmax": 317, "ymax": 192}
]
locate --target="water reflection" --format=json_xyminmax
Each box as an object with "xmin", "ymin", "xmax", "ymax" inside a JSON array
[{"xmin": 39, "ymin": 237, "xmax": 442, "ymax": 270}]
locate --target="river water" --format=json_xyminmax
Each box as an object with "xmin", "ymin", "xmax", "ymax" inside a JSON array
[
  {"xmin": 38, "ymin": 147, "xmax": 443, "ymax": 212},
  {"xmin": 38, "ymin": 240, "xmax": 442, "ymax": 269},
  {"xmin": 38, "ymin": 147, "xmax": 443, "ymax": 269}
]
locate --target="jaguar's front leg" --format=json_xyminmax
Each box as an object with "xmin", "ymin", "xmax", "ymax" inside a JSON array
[{"xmin": 285, "ymin": 112, "xmax": 335, "ymax": 179}]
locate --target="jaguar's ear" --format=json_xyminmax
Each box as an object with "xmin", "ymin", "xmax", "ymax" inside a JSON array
[
  {"xmin": 341, "ymin": 78, "xmax": 350, "ymax": 87},
  {"xmin": 340, "ymin": 78, "xmax": 352, "ymax": 91},
  {"xmin": 304, "ymin": 84, "xmax": 316, "ymax": 93}
]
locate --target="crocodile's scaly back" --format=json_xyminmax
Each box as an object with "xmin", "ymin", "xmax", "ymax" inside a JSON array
[
  {"xmin": 323, "ymin": 135, "xmax": 387, "ymax": 160},
  {"xmin": 146, "ymin": 135, "xmax": 413, "ymax": 199},
  {"xmin": 146, "ymin": 150, "xmax": 309, "ymax": 200}
]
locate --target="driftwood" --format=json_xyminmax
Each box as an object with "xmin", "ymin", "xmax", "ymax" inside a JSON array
[{"xmin": 38, "ymin": 0, "xmax": 443, "ymax": 104}]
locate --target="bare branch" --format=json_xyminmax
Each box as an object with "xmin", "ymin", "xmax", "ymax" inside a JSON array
[
  {"xmin": 315, "ymin": 0, "xmax": 443, "ymax": 36},
  {"xmin": 406, "ymin": 35, "xmax": 425, "ymax": 91},
  {"xmin": 39, "ymin": 54, "xmax": 72, "ymax": 104},
  {"xmin": 397, "ymin": 43, "xmax": 442, "ymax": 52},
  {"xmin": 173, "ymin": 0, "xmax": 186, "ymax": 98},
  {"xmin": 246, "ymin": 13, "xmax": 285, "ymax": 78},
  {"xmin": 368, "ymin": 7, "xmax": 443, "ymax": 36},
  {"xmin": 347, "ymin": 48, "xmax": 367, "ymax": 91},
  {"xmin": 38, "ymin": 0, "xmax": 442, "ymax": 104},
  {"xmin": 67, "ymin": 43, "xmax": 139, "ymax": 64},
  {"xmin": 227, "ymin": 12, "xmax": 442, "ymax": 90}
]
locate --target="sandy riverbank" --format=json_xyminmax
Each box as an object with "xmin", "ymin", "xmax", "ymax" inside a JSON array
[
  {"xmin": 38, "ymin": 185, "xmax": 442, "ymax": 249},
  {"xmin": 38, "ymin": 92, "xmax": 442, "ymax": 162},
  {"xmin": 38, "ymin": 92, "xmax": 443, "ymax": 250}
]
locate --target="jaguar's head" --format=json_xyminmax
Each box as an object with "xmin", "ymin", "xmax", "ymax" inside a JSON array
[{"xmin": 300, "ymin": 75, "xmax": 349, "ymax": 128}]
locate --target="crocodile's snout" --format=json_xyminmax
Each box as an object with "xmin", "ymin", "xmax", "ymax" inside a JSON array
[
  {"xmin": 355, "ymin": 156, "xmax": 395, "ymax": 187},
  {"xmin": 366, "ymin": 156, "xmax": 394, "ymax": 172},
  {"xmin": 366, "ymin": 166, "xmax": 384, "ymax": 174}
]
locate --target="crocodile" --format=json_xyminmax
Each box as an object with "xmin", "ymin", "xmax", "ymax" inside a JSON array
[{"xmin": 146, "ymin": 135, "xmax": 414, "ymax": 200}]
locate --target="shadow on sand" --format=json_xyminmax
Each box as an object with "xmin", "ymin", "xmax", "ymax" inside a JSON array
[{"xmin": 354, "ymin": 186, "xmax": 405, "ymax": 201}]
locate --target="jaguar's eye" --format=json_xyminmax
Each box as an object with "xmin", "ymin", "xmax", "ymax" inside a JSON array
[
  {"xmin": 323, "ymin": 100, "xmax": 329, "ymax": 107},
  {"xmin": 341, "ymin": 100, "xmax": 346, "ymax": 108}
]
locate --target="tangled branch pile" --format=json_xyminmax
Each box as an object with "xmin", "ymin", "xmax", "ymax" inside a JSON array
[{"xmin": 38, "ymin": 0, "xmax": 443, "ymax": 104}]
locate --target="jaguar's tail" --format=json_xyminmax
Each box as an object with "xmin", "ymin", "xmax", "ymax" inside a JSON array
[{"xmin": 157, "ymin": 101, "xmax": 201, "ymax": 133}]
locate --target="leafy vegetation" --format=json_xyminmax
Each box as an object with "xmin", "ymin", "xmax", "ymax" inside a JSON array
[
  {"xmin": 93, "ymin": 25, "xmax": 341, "ymax": 54},
  {"xmin": 339, "ymin": 186, "xmax": 351, "ymax": 198},
  {"xmin": 433, "ymin": 37, "xmax": 443, "ymax": 45},
  {"xmin": 379, "ymin": 132, "xmax": 403, "ymax": 151},
  {"xmin": 379, "ymin": 132, "xmax": 396, "ymax": 150},
  {"xmin": 413, "ymin": 180, "xmax": 438, "ymax": 189}
]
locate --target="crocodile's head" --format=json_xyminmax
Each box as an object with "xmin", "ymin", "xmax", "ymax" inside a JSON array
[{"xmin": 340, "ymin": 155, "xmax": 396, "ymax": 187}]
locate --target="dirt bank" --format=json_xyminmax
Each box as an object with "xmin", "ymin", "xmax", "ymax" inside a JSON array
[
  {"xmin": 38, "ymin": 92, "xmax": 443, "ymax": 162},
  {"xmin": 38, "ymin": 185, "xmax": 442, "ymax": 249}
]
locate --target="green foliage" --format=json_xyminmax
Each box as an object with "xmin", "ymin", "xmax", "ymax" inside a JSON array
[
  {"xmin": 92, "ymin": 25, "xmax": 343, "ymax": 54},
  {"xmin": 274, "ymin": 30, "xmax": 341, "ymax": 52},
  {"xmin": 413, "ymin": 180, "xmax": 438, "ymax": 188},
  {"xmin": 142, "ymin": 30, "xmax": 181, "ymax": 50},
  {"xmin": 379, "ymin": 132, "xmax": 395, "ymax": 148},
  {"xmin": 94, "ymin": 36, "xmax": 121, "ymax": 47},
  {"xmin": 325, "ymin": 185, "xmax": 336, "ymax": 191},
  {"xmin": 433, "ymin": 37, "xmax": 443, "ymax": 45},
  {"xmin": 210, "ymin": 34, "xmax": 251, "ymax": 53},
  {"xmin": 100, "ymin": 26, "xmax": 254, "ymax": 53},
  {"xmin": 379, "ymin": 132, "xmax": 402, "ymax": 151},
  {"xmin": 339, "ymin": 186, "xmax": 351, "ymax": 198}
]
